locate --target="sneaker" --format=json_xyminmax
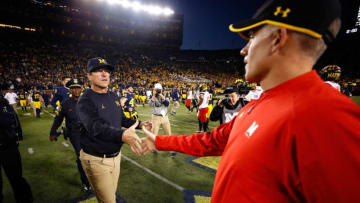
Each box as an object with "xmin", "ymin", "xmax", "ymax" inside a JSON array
[
  {"xmin": 169, "ymin": 152, "xmax": 177, "ymax": 157},
  {"xmin": 82, "ymin": 185, "xmax": 91, "ymax": 193},
  {"xmin": 152, "ymin": 150, "xmax": 158, "ymax": 155}
]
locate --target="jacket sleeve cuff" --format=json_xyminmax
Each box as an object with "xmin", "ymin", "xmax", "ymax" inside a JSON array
[
  {"xmin": 117, "ymin": 129, "xmax": 125, "ymax": 143},
  {"xmin": 155, "ymin": 135, "xmax": 174, "ymax": 151},
  {"xmin": 136, "ymin": 120, "xmax": 142, "ymax": 129}
]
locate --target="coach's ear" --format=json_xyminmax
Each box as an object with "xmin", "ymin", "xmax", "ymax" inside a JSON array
[{"xmin": 271, "ymin": 27, "xmax": 288, "ymax": 54}]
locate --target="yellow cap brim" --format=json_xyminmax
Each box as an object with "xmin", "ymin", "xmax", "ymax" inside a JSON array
[{"xmin": 229, "ymin": 20, "xmax": 322, "ymax": 40}]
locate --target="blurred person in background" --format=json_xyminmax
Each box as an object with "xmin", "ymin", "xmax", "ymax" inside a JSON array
[
  {"xmin": 51, "ymin": 77, "xmax": 70, "ymax": 112},
  {"xmin": 170, "ymin": 87, "xmax": 180, "ymax": 115},
  {"xmin": 4, "ymin": 88, "xmax": 18, "ymax": 113},
  {"xmin": 18, "ymin": 90, "xmax": 27, "ymax": 112},
  {"xmin": 0, "ymin": 92, "xmax": 33, "ymax": 203},
  {"xmin": 30, "ymin": 88, "xmax": 43, "ymax": 118},
  {"xmin": 319, "ymin": 65, "xmax": 341, "ymax": 91},
  {"xmin": 49, "ymin": 79, "xmax": 91, "ymax": 193},
  {"xmin": 210, "ymin": 86, "xmax": 244, "ymax": 124},
  {"xmin": 149, "ymin": 83, "xmax": 176, "ymax": 157}
]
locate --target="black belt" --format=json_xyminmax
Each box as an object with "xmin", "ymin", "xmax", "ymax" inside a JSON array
[
  {"xmin": 153, "ymin": 114, "xmax": 167, "ymax": 116},
  {"xmin": 83, "ymin": 149, "xmax": 119, "ymax": 158}
]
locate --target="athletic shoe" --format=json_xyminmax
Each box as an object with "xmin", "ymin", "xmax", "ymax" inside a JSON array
[{"xmin": 82, "ymin": 185, "xmax": 91, "ymax": 193}]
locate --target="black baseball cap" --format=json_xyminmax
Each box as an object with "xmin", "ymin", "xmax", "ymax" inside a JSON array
[
  {"xmin": 66, "ymin": 78, "xmax": 83, "ymax": 88},
  {"xmin": 87, "ymin": 57, "xmax": 114, "ymax": 72},
  {"xmin": 229, "ymin": 0, "xmax": 341, "ymax": 45},
  {"xmin": 223, "ymin": 86, "xmax": 239, "ymax": 94}
]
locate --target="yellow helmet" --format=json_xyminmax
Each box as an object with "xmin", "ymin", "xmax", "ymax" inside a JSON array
[
  {"xmin": 320, "ymin": 65, "xmax": 341, "ymax": 81},
  {"xmin": 235, "ymin": 79, "xmax": 243, "ymax": 84}
]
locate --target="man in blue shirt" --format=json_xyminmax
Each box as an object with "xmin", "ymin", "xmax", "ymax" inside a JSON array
[
  {"xmin": 170, "ymin": 87, "xmax": 180, "ymax": 115},
  {"xmin": 51, "ymin": 77, "xmax": 70, "ymax": 111},
  {"xmin": 77, "ymin": 57, "xmax": 151, "ymax": 203}
]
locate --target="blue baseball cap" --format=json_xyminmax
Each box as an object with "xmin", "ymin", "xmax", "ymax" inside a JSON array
[{"xmin": 87, "ymin": 57, "xmax": 114, "ymax": 72}]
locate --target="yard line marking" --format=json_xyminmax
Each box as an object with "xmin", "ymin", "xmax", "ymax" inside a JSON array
[
  {"xmin": 122, "ymin": 154, "xmax": 185, "ymax": 192},
  {"xmin": 28, "ymin": 148, "xmax": 34, "ymax": 154},
  {"xmin": 43, "ymin": 109, "xmax": 55, "ymax": 118}
]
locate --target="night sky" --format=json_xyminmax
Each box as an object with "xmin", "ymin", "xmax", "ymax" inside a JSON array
[
  {"xmin": 172, "ymin": 0, "xmax": 265, "ymax": 50},
  {"xmin": 163, "ymin": 0, "xmax": 359, "ymax": 50}
]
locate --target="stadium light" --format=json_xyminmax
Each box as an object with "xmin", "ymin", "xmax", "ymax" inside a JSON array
[
  {"xmin": 131, "ymin": 1, "xmax": 141, "ymax": 12},
  {"xmin": 97, "ymin": 0, "xmax": 174, "ymax": 16}
]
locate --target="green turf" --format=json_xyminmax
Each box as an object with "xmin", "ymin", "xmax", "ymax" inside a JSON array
[
  {"xmin": 352, "ymin": 96, "xmax": 360, "ymax": 106},
  {"xmin": 2, "ymin": 104, "xmax": 217, "ymax": 203}
]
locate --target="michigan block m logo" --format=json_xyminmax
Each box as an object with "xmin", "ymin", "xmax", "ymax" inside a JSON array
[{"xmin": 98, "ymin": 58, "xmax": 106, "ymax": 64}]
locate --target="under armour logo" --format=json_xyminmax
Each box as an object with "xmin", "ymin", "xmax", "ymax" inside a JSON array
[
  {"xmin": 98, "ymin": 58, "xmax": 106, "ymax": 64},
  {"xmin": 274, "ymin": 7, "xmax": 291, "ymax": 18},
  {"xmin": 245, "ymin": 121, "xmax": 259, "ymax": 138}
]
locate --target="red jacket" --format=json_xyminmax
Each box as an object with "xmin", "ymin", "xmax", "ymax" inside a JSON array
[{"xmin": 156, "ymin": 71, "xmax": 360, "ymax": 203}]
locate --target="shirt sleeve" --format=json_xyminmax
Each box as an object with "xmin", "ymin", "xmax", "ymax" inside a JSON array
[
  {"xmin": 155, "ymin": 117, "xmax": 236, "ymax": 156},
  {"xmin": 77, "ymin": 95, "xmax": 124, "ymax": 143},
  {"xmin": 120, "ymin": 107, "xmax": 138, "ymax": 128},
  {"xmin": 293, "ymin": 102, "xmax": 360, "ymax": 202},
  {"xmin": 51, "ymin": 89, "xmax": 59, "ymax": 108},
  {"xmin": 49, "ymin": 103, "xmax": 66, "ymax": 136},
  {"xmin": 163, "ymin": 98, "xmax": 170, "ymax": 107}
]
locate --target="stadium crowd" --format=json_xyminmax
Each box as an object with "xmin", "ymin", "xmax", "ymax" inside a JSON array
[{"xmin": 0, "ymin": 37, "xmax": 242, "ymax": 95}]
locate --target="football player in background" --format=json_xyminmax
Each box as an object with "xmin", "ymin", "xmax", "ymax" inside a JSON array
[{"xmin": 320, "ymin": 65, "xmax": 341, "ymax": 91}]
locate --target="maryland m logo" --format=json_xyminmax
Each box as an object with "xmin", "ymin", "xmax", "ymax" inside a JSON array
[
  {"xmin": 98, "ymin": 58, "xmax": 106, "ymax": 64},
  {"xmin": 245, "ymin": 121, "xmax": 259, "ymax": 138},
  {"xmin": 274, "ymin": 7, "xmax": 291, "ymax": 18}
]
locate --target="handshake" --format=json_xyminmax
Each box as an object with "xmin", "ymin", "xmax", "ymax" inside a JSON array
[{"xmin": 121, "ymin": 120, "xmax": 158, "ymax": 156}]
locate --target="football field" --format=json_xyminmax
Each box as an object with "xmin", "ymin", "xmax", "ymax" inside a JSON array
[
  {"xmin": 2, "ymin": 103, "xmax": 218, "ymax": 203},
  {"xmin": 3, "ymin": 96, "xmax": 360, "ymax": 203}
]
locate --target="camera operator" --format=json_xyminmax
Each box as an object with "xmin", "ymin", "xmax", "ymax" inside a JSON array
[
  {"xmin": 149, "ymin": 83, "xmax": 176, "ymax": 157},
  {"xmin": 0, "ymin": 93, "xmax": 33, "ymax": 203},
  {"xmin": 210, "ymin": 86, "xmax": 244, "ymax": 124}
]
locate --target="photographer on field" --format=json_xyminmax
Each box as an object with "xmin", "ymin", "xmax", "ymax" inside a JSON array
[
  {"xmin": 210, "ymin": 86, "xmax": 244, "ymax": 124},
  {"xmin": 149, "ymin": 83, "xmax": 176, "ymax": 157}
]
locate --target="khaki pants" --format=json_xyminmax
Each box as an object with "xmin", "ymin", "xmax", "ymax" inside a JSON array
[
  {"xmin": 80, "ymin": 150, "xmax": 121, "ymax": 203},
  {"xmin": 10, "ymin": 103, "xmax": 17, "ymax": 113},
  {"xmin": 151, "ymin": 115, "xmax": 171, "ymax": 135}
]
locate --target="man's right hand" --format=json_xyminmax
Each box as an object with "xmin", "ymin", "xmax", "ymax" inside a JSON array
[
  {"xmin": 141, "ymin": 126, "xmax": 157, "ymax": 155},
  {"xmin": 122, "ymin": 120, "xmax": 143, "ymax": 155}
]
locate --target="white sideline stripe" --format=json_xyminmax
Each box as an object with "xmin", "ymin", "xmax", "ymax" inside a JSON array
[
  {"xmin": 45, "ymin": 109, "xmax": 184, "ymax": 192},
  {"xmin": 43, "ymin": 109, "xmax": 55, "ymax": 118},
  {"xmin": 122, "ymin": 154, "xmax": 185, "ymax": 192}
]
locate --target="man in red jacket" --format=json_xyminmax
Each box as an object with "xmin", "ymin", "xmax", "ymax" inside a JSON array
[{"xmin": 141, "ymin": 0, "xmax": 360, "ymax": 202}]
